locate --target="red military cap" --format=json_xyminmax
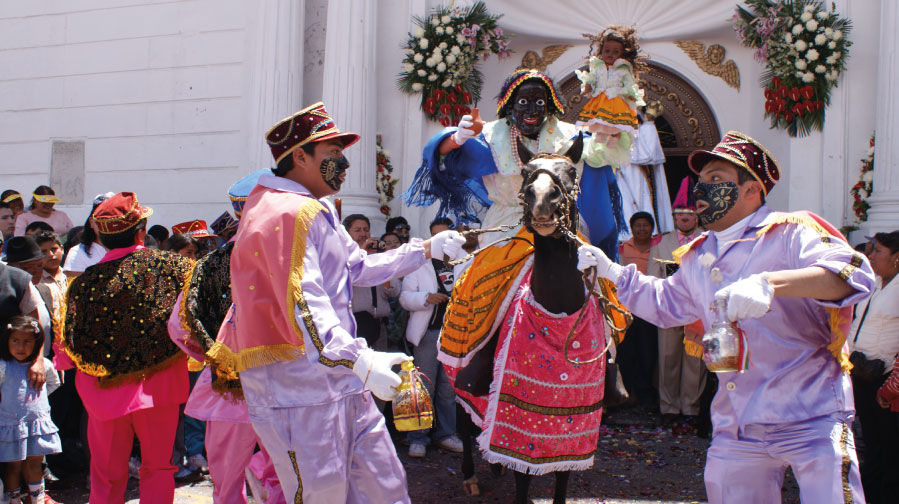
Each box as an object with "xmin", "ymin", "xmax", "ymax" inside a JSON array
[
  {"xmin": 687, "ymin": 131, "xmax": 780, "ymax": 196},
  {"xmin": 171, "ymin": 220, "xmax": 215, "ymax": 238},
  {"xmin": 265, "ymin": 102, "xmax": 360, "ymax": 164},
  {"xmin": 92, "ymin": 192, "xmax": 154, "ymax": 235}
]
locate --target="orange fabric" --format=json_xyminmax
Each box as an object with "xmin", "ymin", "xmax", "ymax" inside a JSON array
[
  {"xmin": 440, "ymin": 228, "xmax": 534, "ymax": 365},
  {"xmin": 618, "ymin": 238, "xmax": 651, "ymax": 274}
]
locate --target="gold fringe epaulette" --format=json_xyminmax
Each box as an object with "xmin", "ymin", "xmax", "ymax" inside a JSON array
[
  {"xmin": 671, "ymin": 236, "xmax": 705, "ymax": 265},
  {"xmin": 755, "ymin": 213, "xmax": 835, "ymax": 241},
  {"xmin": 286, "ymin": 199, "xmax": 327, "ymax": 352}
]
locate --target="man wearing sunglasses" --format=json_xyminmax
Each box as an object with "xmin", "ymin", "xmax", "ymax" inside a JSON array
[{"xmin": 386, "ymin": 216, "xmax": 411, "ymax": 244}]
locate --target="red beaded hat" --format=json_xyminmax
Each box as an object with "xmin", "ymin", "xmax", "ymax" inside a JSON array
[
  {"xmin": 92, "ymin": 192, "xmax": 154, "ymax": 235},
  {"xmin": 687, "ymin": 131, "xmax": 780, "ymax": 195},
  {"xmin": 171, "ymin": 220, "xmax": 215, "ymax": 238},
  {"xmin": 265, "ymin": 102, "xmax": 360, "ymax": 164}
]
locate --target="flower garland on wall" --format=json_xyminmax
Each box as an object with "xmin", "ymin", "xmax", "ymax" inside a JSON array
[
  {"xmin": 733, "ymin": 0, "xmax": 852, "ymax": 137},
  {"xmin": 849, "ymin": 134, "xmax": 875, "ymax": 227},
  {"xmin": 397, "ymin": 1, "xmax": 511, "ymax": 127},
  {"xmin": 375, "ymin": 134, "xmax": 397, "ymax": 217}
]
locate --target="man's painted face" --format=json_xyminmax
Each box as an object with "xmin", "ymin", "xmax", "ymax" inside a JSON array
[
  {"xmin": 511, "ymin": 81, "xmax": 549, "ymax": 139},
  {"xmin": 319, "ymin": 155, "xmax": 350, "ymax": 191},
  {"xmin": 694, "ymin": 160, "xmax": 742, "ymax": 227}
]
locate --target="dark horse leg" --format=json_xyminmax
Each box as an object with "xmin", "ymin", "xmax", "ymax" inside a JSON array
[
  {"xmin": 514, "ymin": 471, "xmax": 533, "ymax": 504},
  {"xmin": 514, "ymin": 470, "xmax": 570, "ymax": 504},
  {"xmin": 457, "ymin": 404, "xmax": 480, "ymax": 496},
  {"xmin": 553, "ymin": 471, "xmax": 570, "ymax": 504},
  {"xmin": 458, "ymin": 403, "xmax": 475, "ymax": 480}
]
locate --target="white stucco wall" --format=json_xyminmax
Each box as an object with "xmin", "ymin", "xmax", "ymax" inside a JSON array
[{"xmin": 0, "ymin": 0, "xmax": 281, "ymax": 231}]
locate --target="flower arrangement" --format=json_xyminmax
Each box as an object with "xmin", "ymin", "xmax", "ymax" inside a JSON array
[
  {"xmin": 397, "ymin": 1, "xmax": 511, "ymax": 126},
  {"xmin": 850, "ymin": 134, "xmax": 875, "ymax": 226},
  {"xmin": 733, "ymin": 0, "xmax": 852, "ymax": 137},
  {"xmin": 376, "ymin": 134, "xmax": 398, "ymax": 217}
]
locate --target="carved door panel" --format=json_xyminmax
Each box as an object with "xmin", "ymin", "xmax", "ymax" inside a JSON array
[{"xmin": 557, "ymin": 61, "xmax": 721, "ymax": 202}]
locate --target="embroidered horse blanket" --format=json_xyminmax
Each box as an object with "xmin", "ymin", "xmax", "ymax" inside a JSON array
[{"xmin": 447, "ymin": 270, "xmax": 607, "ymax": 475}]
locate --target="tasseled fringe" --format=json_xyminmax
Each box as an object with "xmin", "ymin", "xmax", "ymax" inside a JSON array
[
  {"xmin": 286, "ymin": 200, "xmax": 326, "ymax": 345},
  {"xmin": 755, "ymin": 213, "xmax": 836, "ymax": 242},
  {"xmin": 827, "ymin": 307, "xmax": 853, "ymax": 374},
  {"xmin": 206, "ymin": 341, "xmax": 304, "ymax": 374},
  {"xmin": 210, "ymin": 374, "xmax": 244, "ymax": 401},
  {"xmin": 671, "ymin": 235, "xmax": 706, "ymax": 265},
  {"xmin": 64, "ymin": 350, "xmax": 185, "ymax": 388},
  {"xmin": 480, "ymin": 451, "xmax": 595, "ymax": 476},
  {"xmin": 608, "ymin": 177, "xmax": 627, "ymax": 235}
]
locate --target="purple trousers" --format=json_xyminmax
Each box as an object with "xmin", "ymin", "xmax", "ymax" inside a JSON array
[
  {"xmin": 249, "ymin": 392, "xmax": 410, "ymax": 504},
  {"xmin": 705, "ymin": 413, "xmax": 865, "ymax": 503}
]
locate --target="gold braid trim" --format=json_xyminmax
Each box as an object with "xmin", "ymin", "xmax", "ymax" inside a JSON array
[
  {"xmin": 205, "ymin": 341, "xmax": 304, "ymax": 374},
  {"xmin": 827, "ymin": 307, "xmax": 854, "ymax": 374},
  {"xmin": 178, "ymin": 260, "xmax": 199, "ymax": 336}
]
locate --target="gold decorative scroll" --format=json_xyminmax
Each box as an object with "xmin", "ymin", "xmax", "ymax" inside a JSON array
[
  {"xmin": 674, "ymin": 41, "xmax": 740, "ymax": 91},
  {"xmin": 517, "ymin": 44, "xmax": 573, "ymax": 73}
]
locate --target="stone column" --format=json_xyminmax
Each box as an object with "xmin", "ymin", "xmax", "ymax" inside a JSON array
[
  {"xmin": 861, "ymin": 0, "xmax": 899, "ymax": 233},
  {"xmin": 321, "ymin": 1, "xmax": 383, "ymax": 232},
  {"xmin": 245, "ymin": 0, "xmax": 306, "ymax": 173}
]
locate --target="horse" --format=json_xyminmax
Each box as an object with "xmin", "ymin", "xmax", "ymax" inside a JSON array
[{"xmin": 444, "ymin": 135, "xmax": 624, "ymax": 504}]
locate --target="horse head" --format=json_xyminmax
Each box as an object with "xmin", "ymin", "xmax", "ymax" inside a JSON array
[{"xmin": 516, "ymin": 135, "xmax": 582, "ymax": 238}]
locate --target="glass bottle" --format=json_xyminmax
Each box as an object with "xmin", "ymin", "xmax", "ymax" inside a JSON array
[
  {"xmin": 393, "ymin": 360, "xmax": 434, "ymax": 431},
  {"xmin": 701, "ymin": 299, "xmax": 742, "ymax": 373}
]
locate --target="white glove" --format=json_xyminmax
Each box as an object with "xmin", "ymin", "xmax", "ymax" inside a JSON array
[
  {"xmin": 353, "ymin": 348, "xmax": 412, "ymax": 401},
  {"xmin": 713, "ymin": 273, "xmax": 774, "ymax": 322},
  {"xmin": 429, "ymin": 230, "xmax": 467, "ymax": 261},
  {"xmin": 576, "ymin": 244, "xmax": 622, "ymax": 282},
  {"xmin": 451, "ymin": 115, "xmax": 476, "ymax": 146}
]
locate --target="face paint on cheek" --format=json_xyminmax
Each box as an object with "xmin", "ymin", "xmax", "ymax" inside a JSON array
[
  {"xmin": 693, "ymin": 181, "xmax": 739, "ymax": 226},
  {"xmin": 319, "ymin": 155, "xmax": 350, "ymax": 191}
]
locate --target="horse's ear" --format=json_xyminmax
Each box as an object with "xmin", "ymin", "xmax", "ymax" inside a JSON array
[
  {"xmin": 516, "ymin": 135, "xmax": 534, "ymax": 167},
  {"xmin": 565, "ymin": 132, "xmax": 584, "ymax": 164}
]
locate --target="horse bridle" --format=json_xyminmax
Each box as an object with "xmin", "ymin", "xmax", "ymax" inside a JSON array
[{"xmin": 446, "ymin": 162, "xmax": 633, "ymax": 365}]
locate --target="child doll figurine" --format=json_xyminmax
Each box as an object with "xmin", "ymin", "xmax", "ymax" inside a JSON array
[{"xmin": 575, "ymin": 26, "xmax": 645, "ymax": 142}]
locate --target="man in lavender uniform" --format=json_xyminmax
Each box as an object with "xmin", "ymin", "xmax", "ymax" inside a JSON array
[
  {"xmin": 577, "ymin": 131, "xmax": 874, "ymax": 503},
  {"xmin": 225, "ymin": 102, "xmax": 466, "ymax": 504}
]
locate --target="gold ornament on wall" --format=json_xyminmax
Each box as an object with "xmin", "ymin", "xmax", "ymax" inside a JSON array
[
  {"xmin": 674, "ymin": 41, "xmax": 740, "ymax": 90},
  {"xmin": 517, "ymin": 44, "xmax": 573, "ymax": 73}
]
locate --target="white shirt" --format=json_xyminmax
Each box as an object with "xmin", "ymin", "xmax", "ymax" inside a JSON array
[
  {"xmin": 850, "ymin": 276, "xmax": 899, "ymax": 373},
  {"xmin": 63, "ymin": 242, "xmax": 106, "ymax": 273}
]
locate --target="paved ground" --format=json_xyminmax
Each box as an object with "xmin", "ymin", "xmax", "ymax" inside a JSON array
[{"xmin": 47, "ymin": 407, "xmax": 802, "ymax": 503}]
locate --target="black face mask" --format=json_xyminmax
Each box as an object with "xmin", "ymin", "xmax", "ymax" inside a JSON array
[
  {"xmin": 510, "ymin": 81, "xmax": 549, "ymax": 139},
  {"xmin": 693, "ymin": 181, "xmax": 738, "ymax": 226},
  {"xmin": 320, "ymin": 156, "xmax": 349, "ymax": 191}
]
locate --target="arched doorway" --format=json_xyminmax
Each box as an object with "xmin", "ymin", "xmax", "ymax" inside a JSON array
[{"xmin": 557, "ymin": 61, "xmax": 721, "ymax": 204}]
